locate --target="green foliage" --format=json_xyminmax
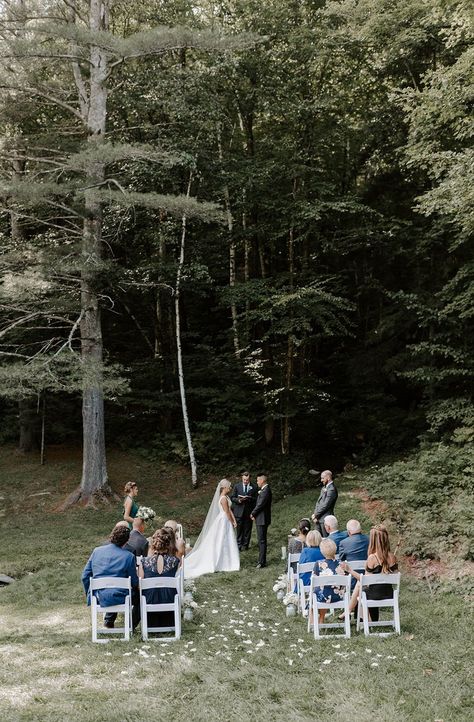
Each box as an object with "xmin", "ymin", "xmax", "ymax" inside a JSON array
[{"xmin": 366, "ymin": 443, "xmax": 474, "ymax": 561}]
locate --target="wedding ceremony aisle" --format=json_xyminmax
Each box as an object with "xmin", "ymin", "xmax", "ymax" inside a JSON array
[{"xmin": 0, "ymin": 447, "xmax": 470, "ymax": 722}]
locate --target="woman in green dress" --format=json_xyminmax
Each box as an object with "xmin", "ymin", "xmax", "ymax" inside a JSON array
[{"xmin": 123, "ymin": 481, "xmax": 139, "ymax": 528}]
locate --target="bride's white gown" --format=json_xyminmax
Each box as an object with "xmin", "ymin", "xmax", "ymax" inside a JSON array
[{"xmin": 184, "ymin": 496, "xmax": 240, "ymax": 579}]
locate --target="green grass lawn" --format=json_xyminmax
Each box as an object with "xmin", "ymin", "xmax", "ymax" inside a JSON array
[{"xmin": 0, "ymin": 447, "xmax": 472, "ymax": 722}]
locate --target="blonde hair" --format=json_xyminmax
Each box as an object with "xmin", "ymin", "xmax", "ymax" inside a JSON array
[
  {"xmin": 219, "ymin": 478, "xmax": 231, "ymax": 493},
  {"xmin": 306, "ymin": 530, "xmax": 322, "ymax": 548},
  {"xmin": 124, "ymin": 481, "xmax": 137, "ymax": 495},
  {"xmin": 320, "ymin": 538, "xmax": 337, "ymax": 559}
]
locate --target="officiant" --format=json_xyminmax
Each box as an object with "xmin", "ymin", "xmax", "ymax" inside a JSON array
[{"xmin": 231, "ymin": 471, "xmax": 258, "ymax": 551}]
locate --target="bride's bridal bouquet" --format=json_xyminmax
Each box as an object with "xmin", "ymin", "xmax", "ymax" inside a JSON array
[{"xmin": 136, "ymin": 505, "xmax": 156, "ymax": 522}]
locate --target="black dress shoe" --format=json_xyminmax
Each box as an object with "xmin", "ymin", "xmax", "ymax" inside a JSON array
[
  {"xmin": 104, "ymin": 620, "xmax": 115, "ymax": 629},
  {"xmin": 256, "ymin": 563, "xmax": 266, "ymax": 569}
]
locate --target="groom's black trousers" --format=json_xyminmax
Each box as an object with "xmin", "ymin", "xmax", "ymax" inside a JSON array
[
  {"xmin": 236, "ymin": 514, "xmax": 253, "ymax": 550},
  {"xmin": 256, "ymin": 523, "xmax": 268, "ymax": 566}
]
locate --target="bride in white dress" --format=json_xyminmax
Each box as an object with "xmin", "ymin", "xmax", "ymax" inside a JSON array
[{"xmin": 184, "ymin": 479, "xmax": 240, "ymax": 579}]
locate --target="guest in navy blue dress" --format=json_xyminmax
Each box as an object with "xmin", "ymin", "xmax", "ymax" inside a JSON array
[
  {"xmin": 295, "ymin": 529, "xmax": 324, "ymax": 591},
  {"xmin": 139, "ymin": 527, "xmax": 180, "ymax": 629},
  {"xmin": 313, "ymin": 538, "xmax": 348, "ymax": 625}
]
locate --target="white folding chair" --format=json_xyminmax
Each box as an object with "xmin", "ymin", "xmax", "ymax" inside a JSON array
[
  {"xmin": 176, "ymin": 524, "xmax": 184, "ymax": 540},
  {"xmin": 310, "ymin": 574, "xmax": 351, "ymax": 639},
  {"xmin": 287, "ymin": 552, "xmax": 301, "ymax": 592},
  {"xmin": 176, "ymin": 561, "xmax": 184, "ymax": 598},
  {"xmin": 347, "ymin": 559, "xmax": 367, "ymax": 572},
  {"xmin": 297, "ymin": 562, "xmax": 316, "ymax": 614},
  {"xmin": 90, "ymin": 576, "xmax": 132, "ymax": 643},
  {"xmin": 356, "ymin": 573, "xmax": 401, "ymax": 637},
  {"xmin": 139, "ymin": 577, "xmax": 181, "ymax": 641}
]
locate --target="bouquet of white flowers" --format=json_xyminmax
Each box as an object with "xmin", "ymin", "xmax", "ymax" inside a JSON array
[
  {"xmin": 183, "ymin": 578, "xmax": 197, "ymax": 594},
  {"xmin": 136, "ymin": 505, "xmax": 156, "ymax": 522},
  {"xmin": 182, "ymin": 597, "xmax": 198, "ymax": 609},
  {"xmin": 282, "ymin": 592, "xmax": 298, "ymax": 606},
  {"xmin": 272, "ymin": 574, "xmax": 287, "ymax": 593}
]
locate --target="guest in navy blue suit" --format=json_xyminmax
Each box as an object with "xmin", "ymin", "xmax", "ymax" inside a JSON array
[
  {"xmin": 323, "ymin": 515, "xmax": 348, "ymax": 552},
  {"xmin": 338, "ymin": 520, "xmax": 369, "ymax": 562},
  {"xmin": 82, "ymin": 525, "xmax": 140, "ymax": 629}
]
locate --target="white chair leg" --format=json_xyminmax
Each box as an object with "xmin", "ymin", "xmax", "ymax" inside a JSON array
[
  {"xmin": 124, "ymin": 597, "xmax": 130, "ymax": 641},
  {"xmin": 362, "ymin": 598, "xmax": 370, "ymax": 636},
  {"xmin": 394, "ymin": 591, "xmax": 401, "ymax": 634},
  {"xmin": 91, "ymin": 598, "xmax": 98, "ymax": 643},
  {"xmin": 141, "ymin": 596, "xmax": 148, "ymax": 641},
  {"xmin": 344, "ymin": 595, "xmax": 351, "ymax": 639}
]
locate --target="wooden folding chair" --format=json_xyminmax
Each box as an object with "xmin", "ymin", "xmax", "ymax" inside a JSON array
[
  {"xmin": 139, "ymin": 577, "xmax": 181, "ymax": 641},
  {"xmin": 90, "ymin": 576, "xmax": 132, "ymax": 643},
  {"xmin": 310, "ymin": 574, "xmax": 351, "ymax": 639},
  {"xmin": 356, "ymin": 573, "xmax": 401, "ymax": 637}
]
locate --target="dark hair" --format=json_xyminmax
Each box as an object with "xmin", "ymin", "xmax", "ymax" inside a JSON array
[
  {"xmin": 298, "ymin": 519, "xmax": 311, "ymax": 535},
  {"xmin": 110, "ymin": 526, "xmax": 130, "ymax": 547},
  {"xmin": 256, "ymin": 473, "xmax": 267, "ymax": 481}
]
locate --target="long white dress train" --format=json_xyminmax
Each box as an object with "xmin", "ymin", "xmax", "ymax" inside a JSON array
[{"xmin": 184, "ymin": 495, "xmax": 240, "ymax": 579}]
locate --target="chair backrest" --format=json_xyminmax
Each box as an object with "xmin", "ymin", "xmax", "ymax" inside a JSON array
[
  {"xmin": 360, "ymin": 572, "xmax": 400, "ymax": 588},
  {"xmin": 90, "ymin": 576, "xmax": 131, "ymax": 592},
  {"xmin": 288, "ymin": 553, "xmax": 301, "ymax": 565},
  {"xmin": 139, "ymin": 577, "xmax": 180, "ymax": 592},
  {"xmin": 311, "ymin": 574, "xmax": 351, "ymax": 591},
  {"xmin": 297, "ymin": 562, "xmax": 316, "ymax": 588},
  {"xmin": 347, "ymin": 559, "xmax": 367, "ymax": 571}
]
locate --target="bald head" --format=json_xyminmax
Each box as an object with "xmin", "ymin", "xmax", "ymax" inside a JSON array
[
  {"xmin": 132, "ymin": 517, "xmax": 145, "ymax": 532},
  {"xmin": 114, "ymin": 521, "xmax": 129, "ymax": 529},
  {"xmin": 346, "ymin": 519, "xmax": 362, "ymax": 535},
  {"xmin": 321, "ymin": 470, "xmax": 333, "ymax": 484},
  {"xmin": 164, "ymin": 520, "xmax": 177, "ymax": 533}
]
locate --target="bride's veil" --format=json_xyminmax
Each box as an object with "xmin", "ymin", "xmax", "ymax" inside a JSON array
[{"xmin": 189, "ymin": 479, "xmax": 228, "ymax": 555}]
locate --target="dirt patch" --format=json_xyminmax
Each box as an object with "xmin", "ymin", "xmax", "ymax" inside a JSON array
[
  {"xmin": 351, "ymin": 487, "xmax": 390, "ymax": 519},
  {"xmin": 350, "ymin": 486, "xmax": 474, "ymax": 584}
]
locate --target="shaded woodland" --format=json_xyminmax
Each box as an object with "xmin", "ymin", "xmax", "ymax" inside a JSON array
[{"xmin": 0, "ymin": 0, "xmax": 472, "ymax": 502}]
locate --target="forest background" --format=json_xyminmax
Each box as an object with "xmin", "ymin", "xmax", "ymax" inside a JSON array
[{"xmin": 0, "ymin": 0, "xmax": 472, "ymax": 564}]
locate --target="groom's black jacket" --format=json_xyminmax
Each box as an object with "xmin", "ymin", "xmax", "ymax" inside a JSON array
[
  {"xmin": 231, "ymin": 482, "xmax": 258, "ymax": 520},
  {"xmin": 251, "ymin": 485, "xmax": 272, "ymax": 526}
]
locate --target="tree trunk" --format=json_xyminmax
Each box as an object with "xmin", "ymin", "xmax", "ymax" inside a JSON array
[
  {"xmin": 78, "ymin": 0, "xmax": 110, "ymax": 501},
  {"xmin": 217, "ymin": 127, "xmax": 240, "ymax": 357},
  {"xmin": 281, "ymin": 179, "xmax": 298, "ymax": 455},
  {"xmin": 18, "ymin": 397, "xmax": 37, "ymax": 453},
  {"xmin": 175, "ymin": 174, "xmax": 198, "ymax": 487}
]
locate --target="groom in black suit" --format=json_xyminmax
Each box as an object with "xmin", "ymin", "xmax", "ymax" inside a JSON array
[
  {"xmin": 250, "ymin": 474, "xmax": 272, "ymax": 568},
  {"xmin": 231, "ymin": 471, "xmax": 258, "ymax": 551}
]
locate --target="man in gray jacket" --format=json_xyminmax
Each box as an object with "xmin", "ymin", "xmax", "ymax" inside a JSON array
[{"xmin": 312, "ymin": 470, "xmax": 338, "ymax": 537}]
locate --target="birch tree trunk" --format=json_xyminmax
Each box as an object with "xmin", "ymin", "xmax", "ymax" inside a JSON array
[{"xmin": 175, "ymin": 175, "xmax": 198, "ymax": 487}]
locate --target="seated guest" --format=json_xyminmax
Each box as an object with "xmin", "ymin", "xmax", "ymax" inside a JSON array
[
  {"xmin": 296, "ymin": 529, "xmax": 324, "ymax": 590},
  {"xmin": 342, "ymin": 524, "xmax": 398, "ymax": 621},
  {"xmin": 139, "ymin": 527, "xmax": 180, "ymax": 629},
  {"xmin": 323, "ymin": 515, "xmax": 348, "ymax": 553},
  {"xmin": 81, "ymin": 525, "xmax": 139, "ymax": 630},
  {"xmin": 313, "ymin": 538, "xmax": 347, "ymax": 624},
  {"xmin": 338, "ymin": 519, "xmax": 369, "ymax": 561},
  {"xmin": 164, "ymin": 519, "xmax": 186, "ymax": 559},
  {"xmin": 288, "ymin": 518, "xmax": 311, "ymax": 555},
  {"xmin": 125, "ymin": 516, "xmax": 149, "ymax": 558}
]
